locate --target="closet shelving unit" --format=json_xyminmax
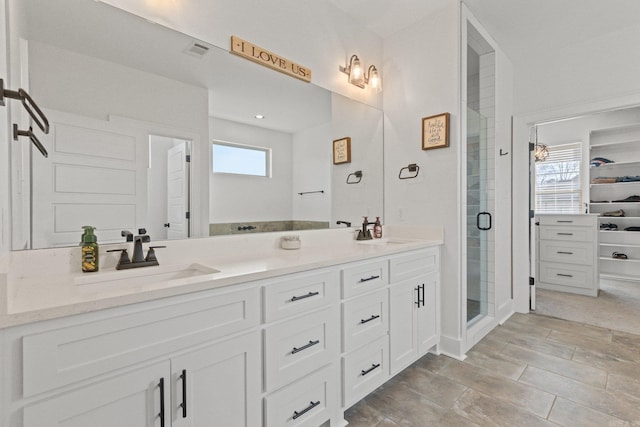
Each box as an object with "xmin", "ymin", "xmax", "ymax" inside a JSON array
[{"xmin": 589, "ymin": 123, "xmax": 640, "ymax": 281}]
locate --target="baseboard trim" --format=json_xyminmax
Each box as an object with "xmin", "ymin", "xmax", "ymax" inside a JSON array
[{"xmin": 438, "ymin": 334, "xmax": 466, "ymax": 360}]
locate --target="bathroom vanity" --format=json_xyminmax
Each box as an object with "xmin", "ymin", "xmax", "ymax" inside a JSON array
[{"xmin": 0, "ymin": 226, "xmax": 442, "ymax": 427}]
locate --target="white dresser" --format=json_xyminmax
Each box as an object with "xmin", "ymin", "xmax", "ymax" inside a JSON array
[{"xmin": 536, "ymin": 214, "xmax": 599, "ymax": 297}]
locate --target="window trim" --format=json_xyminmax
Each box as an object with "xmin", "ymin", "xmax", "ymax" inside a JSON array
[{"xmin": 211, "ymin": 139, "xmax": 272, "ymax": 178}]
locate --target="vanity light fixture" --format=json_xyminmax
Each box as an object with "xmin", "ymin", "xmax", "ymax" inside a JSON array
[
  {"xmin": 533, "ymin": 126, "xmax": 549, "ymax": 162},
  {"xmin": 340, "ymin": 55, "xmax": 382, "ymax": 93},
  {"xmin": 254, "ymin": 114, "xmax": 265, "ymax": 119}
]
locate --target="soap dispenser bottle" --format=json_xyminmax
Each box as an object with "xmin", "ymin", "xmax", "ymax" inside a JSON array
[
  {"xmin": 81, "ymin": 226, "xmax": 99, "ymax": 272},
  {"xmin": 373, "ymin": 217, "xmax": 383, "ymax": 238}
]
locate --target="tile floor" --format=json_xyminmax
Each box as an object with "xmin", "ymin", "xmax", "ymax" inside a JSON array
[{"xmin": 345, "ymin": 313, "xmax": 640, "ymax": 426}]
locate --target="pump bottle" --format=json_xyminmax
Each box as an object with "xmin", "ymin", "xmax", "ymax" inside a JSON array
[{"xmin": 81, "ymin": 226, "xmax": 99, "ymax": 272}]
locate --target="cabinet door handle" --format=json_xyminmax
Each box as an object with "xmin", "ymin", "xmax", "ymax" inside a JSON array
[
  {"xmin": 557, "ymin": 233, "xmax": 573, "ymax": 236},
  {"xmin": 415, "ymin": 286, "xmax": 420, "ymax": 307},
  {"xmin": 290, "ymin": 291, "xmax": 319, "ymax": 302},
  {"xmin": 179, "ymin": 369, "xmax": 187, "ymax": 418},
  {"xmin": 292, "ymin": 400, "xmax": 320, "ymax": 420},
  {"xmin": 361, "ymin": 363, "xmax": 381, "ymax": 376},
  {"xmin": 360, "ymin": 314, "xmax": 380, "ymax": 324},
  {"xmin": 158, "ymin": 378, "xmax": 166, "ymax": 427},
  {"xmin": 292, "ymin": 339, "xmax": 320, "ymax": 354},
  {"xmin": 359, "ymin": 275, "xmax": 380, "ymax": 283},
  {"xmin": 557, "ymin": 273, "xmax": 573, "ymax": 278},
  {"xmin": 557, "ymin": 251, "xmax": 574, "ymax": 255},
  {"xmin": 557, "ymin": 220, "xmax": 573, "ymax": 223},
  {"xmin": 415, "ymin": 284, "xmax": 425, "ymax": 308},
  {"xmin": 420, "ymin": 284, "xmax": 425, "ymax": 308}
]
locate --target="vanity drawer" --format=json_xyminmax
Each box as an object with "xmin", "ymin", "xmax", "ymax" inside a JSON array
[
  {"xmin": 538, "ymin": 215, "xmax": 595, "ymax": 227},
  {"xmin": 264, "ymin": 365, "xmax": 335, "ymax": 427},
  {"xmin": 539, "ymin": 240, "xmax": 594, "ymax": 265},
  {"xmin": 22, "ymin": 286, "xmax": 260, "ymax": 397},
  {"xmin": 263, "ymin": 270, "xmax": 339, "ymax": 323},
  {"xmin": 342, "ymin": 289, "xmax": 388, "ymax": 353},
  {"xmin": 539, "ymin": 262, "xmax": 594, "ymax": 290},
  {"xmin": 263, "ymin": 307, "xmax": 338, "ymax": 392},
  {"xmin": 538, "ymin": 226, "xmax": 594, "ymax": 243},
  {"xmin": 341, "ymin": 259, "xmax": 389, "ymax": 299},
  {"xmin": 342, "ymin": 335, "xmax": 389, "ymax": 408},
  {"xmin": 389, "ymin": 247, "xmax": 439, "ymax": 283}
]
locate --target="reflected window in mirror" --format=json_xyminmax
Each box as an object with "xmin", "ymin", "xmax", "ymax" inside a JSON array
[{"xmin": 212, "ymin": 141, "xmax": 271, "ymax": 177}]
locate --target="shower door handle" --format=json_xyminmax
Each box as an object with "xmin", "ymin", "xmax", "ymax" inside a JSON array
[{"xmin": 477, "ymin": 212, "xmax": 492, "ymax": 231}]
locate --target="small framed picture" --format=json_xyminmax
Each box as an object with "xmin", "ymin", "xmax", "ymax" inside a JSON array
[
  {"xmin": 333, "ymin": 137, "xmax": 351, "ymax": 164},
  {"xmin": 422, "ymin": 112, "xmax": 450, "ymax": 150}
]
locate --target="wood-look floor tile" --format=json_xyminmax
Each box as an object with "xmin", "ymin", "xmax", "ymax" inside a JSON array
[
  {"xmin": 452, "ymin": 389, "xmax": 557, "ymax": 427},
  {"xmin": 437, "ymin": 411, "xmax": 482, "ymax": 427},
  {"xmin": 549, "ymin": 397, "xmax": 628, "ymax": 427},
  {"xmin": 523, "ymin": 314, "xmax": 613, "ymax": 341},
  {"xmin": 409, "ymin": 352, "xmax": 452, "ymax": 374},
  {"xmin": 375, "ymin": 418, "xmax": 402, "ymax": 427},
  {"xmin": 393, "ymin": 365, "xmax": 467, "ymax": 408},
  {"xmin": 519, "ymin": 366, "xmax": 640, "ymax": 422},
  {"xmin": 343, "ymin": 398, "xmax": 386, "ymax": 427},
  {"xmin": 462, "ymin": 348, "xmax": 527, "ymax": 381},
  {"xmin": 613, "ymin": 330, "xmax": 640, "ymax": 350},
  {"xmin": 572, "ymin": 347, "xmax": 640, "ymax": 377},
  {"xmin": 498, "ymin": 343, "xmax": 608, "ymax": 388},
  {"xmin": 487, "ymin": 328, "xmax": 576, "ymax": 360},
  {"xmin": 496, "ymin": 319, "xmax": 553, "ymax": 339},
  {"xmin": 440, "ymin": 360, "xmax": 555, "ymax": 418},
  {"xmin": 607, "ymin": 374, "xmax": 640, "ymax": 402}
]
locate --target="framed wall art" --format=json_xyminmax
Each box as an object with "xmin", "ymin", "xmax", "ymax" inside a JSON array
[
  {"xmin": 422, "ymin": 112, "xmax": 450, "ymax": 150},
  {"xmin": 333, "ymin": 137, "xmax": 351, "ymax": 164}
]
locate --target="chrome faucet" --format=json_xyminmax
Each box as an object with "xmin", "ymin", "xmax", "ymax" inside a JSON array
[{"xmin": 107, "ymin": 228, "xmax": 165, "ymax": 270}]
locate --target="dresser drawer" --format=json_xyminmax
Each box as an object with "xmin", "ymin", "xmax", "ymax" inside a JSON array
[
  {"xmin": 342, "ymin": 335, "xmax": 389, "ymax": 408},
  {"xmin": 539, "ymin": 240, "xmax": 594, "ymax": 265},
  {"xmin": 263, "ymin": 270, "xmax": 339, "ymax": 323},
  {"xmin": 538, "ymin": 215, "xmax": 596, "ymax": 227},
  {"xmin": 22, "ymin": 286, "xmax": 260, "ymax": 397},
  {"xmin": 342, "ymin": 289, "xmax": 388, "ymax": 353},
  {"xmin": 341, "ymin": 259, "xmax": 388, "ymax": 299},
  {"xmin": 264, "ymin": 365, "xmax": 335, "ymax": 427},
  {"xmin": 538, "ymin": 226, "xmax": 594, "ymax": 243},
  {"xmin": 539, "ymin": 262, "xmax": 594, "ymax": 290},
  {"xmin": 263, "ymin": 307, "xmax": 338, "ymax": 392},
  {"xmin": 389, "ymin": 247, "xmax": 439, "ymax": 283}
]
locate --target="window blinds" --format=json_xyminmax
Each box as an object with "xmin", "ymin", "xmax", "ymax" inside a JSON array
[{"xmin": 535, "ymin": 142, "xmax": 582, "ymax": 214}]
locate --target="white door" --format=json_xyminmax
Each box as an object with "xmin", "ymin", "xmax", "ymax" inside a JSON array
[
  {"xmin": 23, "ymin": 361, "xmax": 170, "ymax": 427},
  {"xmin": 389, "ymin": 278, "xmax": 418, "ymax": 374},
  {"xmin": 32, "ymin": 110, "xmax": 148, "ymax": 248},
  {"xmin": 166, "ymin": 141, "xmax": 189, "ymax": 240},
  {"xmin": 171, "ymin": 332, "xmax": 261, "ymax": 427}
]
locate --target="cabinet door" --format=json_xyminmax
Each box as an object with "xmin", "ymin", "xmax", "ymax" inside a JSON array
[
  {"xmin": 24, "ymin": 361, "xmax": 170, "ymax": 427},
  {"xmin": 417, "ymin": 272, "xmax": 438, "ymax": 356},
  {"xmin": 388, "ymin": 279, "xmax": 418, "ymax": 374},
  {"xmin": 171, "ymin": 331, "xmax": 260, "ymax": 427}
]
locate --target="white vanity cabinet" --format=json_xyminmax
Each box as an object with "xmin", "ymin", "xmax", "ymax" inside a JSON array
[
  {"xmin": 388, "ymin": 248, "xmax": 440, "ymax": 374},
  {"xmin": 3, "ymin": 284, "xmax": 262, "ymax": 427}
]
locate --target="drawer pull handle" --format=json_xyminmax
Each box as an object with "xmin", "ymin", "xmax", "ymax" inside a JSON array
[
  {"xmin": 158, "ymin": 378, "xmax": 166, "ymax": 427},
  {"xmin": 292, "ymin": 340, "xmax": 320, "ymax": 354},
  {"xmin": 292, "ymin": 400, "xmax": 320, "ymax": 420},
  {"xmin": 361, "ymin": 363, "xmax": 381, "ymax": 376},
  {"xmin": 557, "ymin": 273, "xmax": 573, "ymax": 278},
  {"xmin": 360, "ymin": 314, "xmax": 381, "ymax": 324},
  {"xmin": 557, "ymin": 233, "xmax": 573, "ymax": 236},
  {"xmin": 557, "ymin": 251, "xmax": 574, "ymax": 255},
  {"xmin": 359, "ymin": 275, "xmax": 381, "ymax": 283},
  {"xmin": 179, "ymin": 369, "xmax": 187, "ymax": 418},
  {"xmin": 557, "ymin": 220, "xmax": 573, "ymax": 223},
  {"xmin": 290, "ymin": 291, "xmax": 319, "ymax": 302}
]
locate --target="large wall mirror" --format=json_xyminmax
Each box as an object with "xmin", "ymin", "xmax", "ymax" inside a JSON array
[{"xmin": 8, "ymin": 0, "xmax": 383, "ymax": 250}]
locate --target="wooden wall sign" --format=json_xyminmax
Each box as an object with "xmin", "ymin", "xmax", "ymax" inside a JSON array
[
  {"xmin": 422, "ymin": 112, "xmax": 450, "ymax": 150},
  {"xmin": 230, "ymin": 36, "xmax": 312, "ymax": 83}
]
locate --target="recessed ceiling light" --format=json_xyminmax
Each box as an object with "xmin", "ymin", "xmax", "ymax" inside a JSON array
[{"xmin": 255, "ymin": 114, "xmax": 265, "ymax": 119}]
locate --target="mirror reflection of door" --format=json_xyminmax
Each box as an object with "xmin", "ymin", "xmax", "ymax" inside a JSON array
[{"xmin": 148, "ymin": 136, "xmax": 190, "ymax": 241}]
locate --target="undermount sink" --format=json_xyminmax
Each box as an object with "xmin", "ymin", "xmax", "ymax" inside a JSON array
[
  {"xmin": 74, "ymin": 263, "xmax": 220, "ymax": 287},
  {"xmin": 356, "ymin": 238, "xmax": 418, "ymax": 245}
]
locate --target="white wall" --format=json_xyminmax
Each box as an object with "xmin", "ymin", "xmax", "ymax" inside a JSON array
[
  {"xmin": 382, "ymin": 3, "xmax": 462, "ymax": 355},
  {"xmin": 209, "ymin": 117, "xmax": 293, "ymax": 223},
  {"xmin": 100, "ymin": 0, "xmax": 383, "ymax": 109},
  {"xmin": 292, "ymin": 122, "xmax": 332, "ymax": 222},
  {"xmin": 331, "ymin": 93, "xmax": 384, "ymax": 227}
]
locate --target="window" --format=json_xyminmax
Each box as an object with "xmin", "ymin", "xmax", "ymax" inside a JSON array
[
  {"xmin": 535, "ymin": 142, "xmax": 582, "ymax": 214},
  {"xmin": 212, "ymin": 141, "xmax": 270, "ymax": 177}
]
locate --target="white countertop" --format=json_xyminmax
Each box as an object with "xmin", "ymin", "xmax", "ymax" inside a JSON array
[{"xmin": 0, "ymin": 226, "xmax": 443, "ymax": 329}]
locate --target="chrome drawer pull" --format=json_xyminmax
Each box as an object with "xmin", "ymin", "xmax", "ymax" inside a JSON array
[
  {"xmin": 361, "ymin": 363, "xmax": 381, "ymax": 376},
  {"xmin": 360, "ymin": 314, "xmax": 380, "ymax": 324},
  {"xmin": 557, "ymin": 233, "xmax": 573, "ymax": 236},
  {"xmin": 359, "ymin": 275, "xmax": 381, "ymax": 283},
  {"xmin": 292, "ymin": 401, "xmax": 320, "ymax": 420},
  {"xmin": 557, "ymin": 251, "xmax": 574, "ymax": 255},
  {"xmin": 292, "ymin": 340, "xmax": 320, "ymax": 354},
  {"xmin": 290, "ymin": 291, "xmax": 319, "ymax": 302},
  {"xmin": 557, "ymin": 273, "xmax": 573, "ymax": 278}
]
